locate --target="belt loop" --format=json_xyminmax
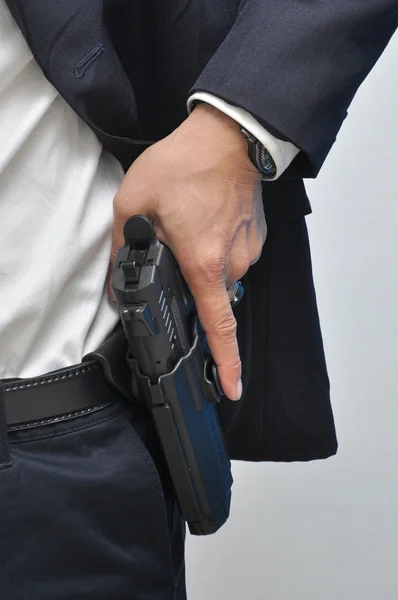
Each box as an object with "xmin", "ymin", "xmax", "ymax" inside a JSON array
[{"xmin": 0, "ymin": 384, "xmax": 11, "ymax": 469}]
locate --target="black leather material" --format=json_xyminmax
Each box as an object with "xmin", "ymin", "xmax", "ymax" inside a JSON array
[
  {"xmin": 2, "ymin": 362, "xmax": 117, "ymax": 428},
  {"xmin": 83, "ymin": 323, "xmax": 133, "ymax": 401}
]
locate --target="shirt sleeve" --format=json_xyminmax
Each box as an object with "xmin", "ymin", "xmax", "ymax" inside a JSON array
[{"xmin": 187, "ymin": 92, "xmax": 299, "ymax": 181}]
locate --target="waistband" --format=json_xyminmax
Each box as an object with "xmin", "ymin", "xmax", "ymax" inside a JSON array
[{"xmin": 1, "ymin": 324, "xmax": 134, "ymax": 431}]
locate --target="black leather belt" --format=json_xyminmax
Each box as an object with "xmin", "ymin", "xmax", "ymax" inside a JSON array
[
  {"xmin": 1, "ymin": 361, "xmax": 119, "ymax": 430},
  {"xmin": 1, "ymin": 324, "xmax": 134, "ymax": 431}
]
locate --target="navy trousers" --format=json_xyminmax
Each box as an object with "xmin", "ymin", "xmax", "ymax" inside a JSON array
[{"xmin": 0, "ymin": 388, "xmax": 187, "ymax": 599}]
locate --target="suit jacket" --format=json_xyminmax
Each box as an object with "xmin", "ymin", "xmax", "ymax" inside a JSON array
[{"xmin": 6, "ymin": 0, "xmax": 397, "ymax": 462}]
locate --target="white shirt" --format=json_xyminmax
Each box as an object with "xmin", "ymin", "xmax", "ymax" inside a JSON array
[
  {"xmin": 0, "ymin": 0, "xmax": 298, "ymax": 378},
  {"xmin": 0, "ymin": 1, "xmax": 122, "ymax": 378}
]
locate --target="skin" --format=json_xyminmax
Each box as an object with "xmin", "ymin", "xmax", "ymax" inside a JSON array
[{"xmin": 110, "ymin": 103, "xmax": 267, "ymax": 401}]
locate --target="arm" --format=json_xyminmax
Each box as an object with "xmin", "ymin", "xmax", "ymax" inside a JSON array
[
  {"xmin": 111, "ymin": 103, "xmax": 266, "ymax": 402},
  {"xmin": 187, "ymin": 92, "xmax": 300, "ymax": 180},
  {"xmin": 190, "ymin": 0, "xmax": 398, "ymax": 177}
]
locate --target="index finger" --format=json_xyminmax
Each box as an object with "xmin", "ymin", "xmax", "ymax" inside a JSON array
[{"xmin": 190, "ymin": 282, "xmax": 242, "ymax": 401}]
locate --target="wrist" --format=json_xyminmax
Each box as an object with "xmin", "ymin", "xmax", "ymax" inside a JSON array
[
  {"xmin": 188, "ymin": 101, "xmax": 241, "ymax": 134},
  {"xmin": 181, "ymin": 103, "xmax": 259, "ymax": 176}
]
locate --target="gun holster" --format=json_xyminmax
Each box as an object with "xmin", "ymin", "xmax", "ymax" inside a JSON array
[
  {"xmin": 84, "ymin": 318, "xmax": 233, "ymax": 535},
  {"xmin": 83, "ymin": 322, "xmax": 132, "ymax": 401}
]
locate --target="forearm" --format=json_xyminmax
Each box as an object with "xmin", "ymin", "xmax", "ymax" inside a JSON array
[{"xmin": 190, "ymin": 0, "xmax": 398, "ymax": 177}]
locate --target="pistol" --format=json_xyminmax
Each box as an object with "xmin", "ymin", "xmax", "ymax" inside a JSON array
[{"xmin": 112, "ymin": 215, "xmax": 240, "ymax": 535}]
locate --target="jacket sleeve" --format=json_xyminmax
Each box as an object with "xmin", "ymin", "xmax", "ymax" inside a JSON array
[{"xmin": 190, "ymin": 0, "xmax": 398, "ymax": 177}]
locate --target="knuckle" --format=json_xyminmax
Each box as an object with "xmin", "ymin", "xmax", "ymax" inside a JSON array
[
  {"xmin": 113, "ymin": 189, "xmax": 127, "ymax": 208},
  {"xmin": 231, "ymin": 254, "xmax": 250, "ymax": 280},
  {"xmin": 248, "ymin": 226, "xmax": 266, "ymax": 265},
  {"xmin": 204, "ymin": 244, "xmax": 226, "ymax": 271},
  {"xmin": 113, "ymin": 193, "xmax": 131, "ymax": 221},
  {"xmin": 213, "ymin": 312, "xmax": 237, "ymax": 339},
  {"xmin": 112, "ymin": 192, "xmax": 121, "ymax": 213},
  {"xmin": 226, "ymin": 356, "xmax": 241, "ymax": 372},
  {"xmin": 251, "ymin": 240, "xmax": 264, "ymax": 264},
  {"xmin": 184, "ymin": 243, "xmax": 227, "ymax": 284},
  {"xmin": 241, "ymin": 255, "xmax": 251, "ymax": 274},
  {"xmin": 205, "ymin": 252, "xmax": 227, "ymax": 278}
]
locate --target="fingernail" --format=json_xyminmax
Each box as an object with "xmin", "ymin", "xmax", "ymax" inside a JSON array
[{"xmin": 236, "ymin": 378, "xmax": 243, "ymax": 401}]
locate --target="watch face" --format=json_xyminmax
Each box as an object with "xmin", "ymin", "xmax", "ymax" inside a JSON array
[{"xmin": 258, "ymin": 145, "xmax": 277, "ymax": 177}]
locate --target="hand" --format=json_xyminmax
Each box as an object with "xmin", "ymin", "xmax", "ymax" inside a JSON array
[{"xmin": 110, "ymin": 103, "xmax": 267, "ymax": 401}]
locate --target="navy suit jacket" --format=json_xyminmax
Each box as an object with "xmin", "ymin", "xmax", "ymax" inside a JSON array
[{"xmin": 6, "ymin": 0, "xmax": 397, "ymax": 462}]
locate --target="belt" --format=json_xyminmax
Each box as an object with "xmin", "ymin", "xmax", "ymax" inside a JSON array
[
  {"xmin": 1, "ymin": 324, "xmax": 134, "ymax": 430},
  {"xmin": 1, "ymin": 361, "xmax": 119, "ymax": 430}
]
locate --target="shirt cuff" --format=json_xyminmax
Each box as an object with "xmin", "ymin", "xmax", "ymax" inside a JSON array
[{"xmin": 187, "ymin": 92, "xmax": 300, "ymax": 181}]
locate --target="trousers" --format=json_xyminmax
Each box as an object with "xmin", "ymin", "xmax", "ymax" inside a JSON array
[{"xmin": 0, "ymin": 386, "xmax": 187, "ymax": 600}]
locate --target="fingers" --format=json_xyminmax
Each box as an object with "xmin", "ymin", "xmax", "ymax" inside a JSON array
[
  {"xmin": 184, "ymin": 224, "xmax": 266, "ymax": 400},
  {"xmin": 108, "ymin": 157, "xmax": 267, "ymax": 401},
  {"xmin": 192, "ymin": 281, "xmax": 242, "ymax": 401},
  {"xmin": 178, "ymin": 244, "xmax": 241, "ymax": 401}
]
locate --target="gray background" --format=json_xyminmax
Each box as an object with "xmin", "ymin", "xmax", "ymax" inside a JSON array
[{"xmin": 186, "ymin": 32, "xmax": 398, "ymax": 600}]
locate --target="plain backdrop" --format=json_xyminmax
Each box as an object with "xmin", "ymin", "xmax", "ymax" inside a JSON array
[{"xmin": 186, "ymin": 31, "xmax": 398, "ymax": 600}]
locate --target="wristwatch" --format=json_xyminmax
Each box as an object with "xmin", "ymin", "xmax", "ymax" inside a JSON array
[{"xmin": 240, "ymin": 127, "xmax": 277, "ymax": 179}]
